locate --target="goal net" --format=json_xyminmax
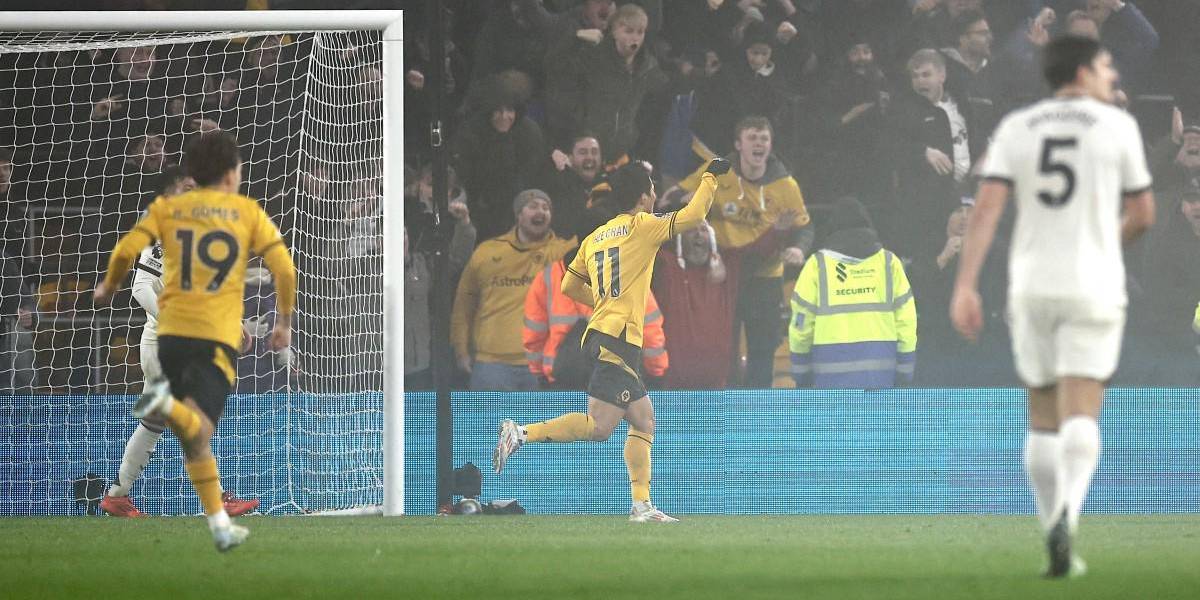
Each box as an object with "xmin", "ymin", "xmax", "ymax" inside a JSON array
[{"xmin": 0, "ymin": 23, "xmax": 391, "ymax": 515}]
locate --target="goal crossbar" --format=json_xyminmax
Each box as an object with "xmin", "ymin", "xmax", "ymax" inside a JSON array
[{"xmin": 0, "ymin": 11, "xmax": 402, "ymax": 34}]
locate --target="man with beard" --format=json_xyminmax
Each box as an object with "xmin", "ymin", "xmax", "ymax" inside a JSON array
[
  {"xmin": 542, "ymin": 133, "xmax": 604, "ymax": 239},
  {"xmin": 523, "ymin": 205, "xmax": 668, "ymax": 391},
  {"xmin": 451, "ymin": 189, "xmax": 574, "ymax": 391},
  {"xmin": 940, "ymin": 9, "xmax": 998, "ymax": 134},
  {"xmin": 816, "ymin": 37, "xmax": 890, "ymax": 203},
  {"xmin": 654, "ymin": 211, "xmax": 797, "ymax": 390}
]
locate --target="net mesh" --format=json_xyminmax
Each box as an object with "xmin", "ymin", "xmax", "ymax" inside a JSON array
[{"xmin": 0, "ymin": 29, "xmax": 385, "ymax": 514}]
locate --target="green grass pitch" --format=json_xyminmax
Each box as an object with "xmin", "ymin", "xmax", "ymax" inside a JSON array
[{"xmin": 3, "ymin": 515, "xmax": 1198, "ymax": 599}]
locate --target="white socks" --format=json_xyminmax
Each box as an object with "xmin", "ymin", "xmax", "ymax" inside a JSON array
[
  {"xmin": 1025, "ymin": 417, "xmax": 1101, "ymax": 534},
  {"xmin": 1024, "ymin": 430, "xmax": 1061, "ymax": 533},
  {"xmin": 208, "ymin": 510, "xmax": 232, "ymax": 532},
  {"xmin": 1059, "ymin": 417, "xmax": 1100, "ymax": 532},
  {"xmin": 107, "ymin": 423, "xmax": 164, "ymax": 497}
]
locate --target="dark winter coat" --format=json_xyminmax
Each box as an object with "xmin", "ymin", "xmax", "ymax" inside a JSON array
[
  {"xmin": 560, "ymin": 37, "xmax": 668, "ymax": 163},
  {"xmin": 691, "ymin": 59, "xmax": 789, "ymax": 157},
  {"xmin": 470, "ymin": 0, "xmax": 549, "ymax": 89},
  {"xmin": 884, "ymin": 87, "xmax": 984, "ymax": 262},
  {"xmin": 452, "ymin": 110, "xmax": 545, "ymax": 241}
]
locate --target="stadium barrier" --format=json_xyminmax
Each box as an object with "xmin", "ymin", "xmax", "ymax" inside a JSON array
[{"xmin": 3, "ymin": 389, "xmax": 1197, "ymax": 515}]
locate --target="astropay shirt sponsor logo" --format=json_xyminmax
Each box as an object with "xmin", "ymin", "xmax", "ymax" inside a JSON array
[{"xmin": 488, "ymin": 274, "xmax": 536, "ymax": 288}]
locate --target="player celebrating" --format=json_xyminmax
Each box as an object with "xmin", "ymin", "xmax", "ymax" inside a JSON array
[
  {"xmin": 951, "ymin": 36, "xmax": 1155, "ymax": 577},
  {"xmin": 99, "ymin": 165, "xmax": 260, "ymax": 519},
  {"xmin": 493, "ymin": 158, "xmax": 729, "ymax": 522},
  {"xmin": 95, "ymin": 131, "xmax": 297, "ymax": 551}
]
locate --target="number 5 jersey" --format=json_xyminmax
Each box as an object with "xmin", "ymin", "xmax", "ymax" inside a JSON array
[{"xmin": 980, "ymin": 96, "xmax": 1151, "ymax": 305}]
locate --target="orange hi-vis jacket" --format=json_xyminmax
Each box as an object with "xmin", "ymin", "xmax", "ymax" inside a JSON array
[{"xmin": 523, "ymin": 260, "xmax": 668, "ymax": 382}]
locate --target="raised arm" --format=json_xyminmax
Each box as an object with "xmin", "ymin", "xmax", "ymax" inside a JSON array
[{"xmin": 669, "ymin": 158, "xmax": 730, "ymax": 236}]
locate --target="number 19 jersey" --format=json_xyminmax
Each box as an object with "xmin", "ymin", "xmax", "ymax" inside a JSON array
[
  {"xmin": 980, "ymin": 96, "xmax": 1152, "ymax": 305},
  {"xmin": 119, "ymin": 188, "xmax": 288, "ymax": 350}
]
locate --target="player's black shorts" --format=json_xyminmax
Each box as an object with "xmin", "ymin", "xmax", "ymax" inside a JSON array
[
  {"xmin": 583, "ymin": 330, "xmax": 647, "ymax": 407},
  {"xmin": 157, "ymin": 335, "xmax": 237, "ymax": 423}
]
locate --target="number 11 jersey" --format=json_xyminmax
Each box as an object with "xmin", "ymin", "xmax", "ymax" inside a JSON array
[
  {"xmin": 566, "ymin": 211, "xmax": 678, "ymax": 349},
  {"xmin": 980, "ymin": 96, "xmax": 1152, "ymax": 304},
  {"xmin": 121, "ymin": 188, "xmax": 289, "ymax": 350}
]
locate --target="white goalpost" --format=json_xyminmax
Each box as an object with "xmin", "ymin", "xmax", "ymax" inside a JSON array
[{"xmin": 0, "ymin": 11, "xmax": 405, "ymax": 516}]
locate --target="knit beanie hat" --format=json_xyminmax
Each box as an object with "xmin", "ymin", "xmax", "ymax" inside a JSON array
[{"xmin": 513, "ymin": 188, "xmax": 552, "ymax": 215}]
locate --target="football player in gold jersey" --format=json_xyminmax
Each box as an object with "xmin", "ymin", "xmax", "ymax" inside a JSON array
[
  {"xmin": 493, "ymin": 158, "xmax": 730, "ymax": 522},
  {"xmin": 95, "ymin": 131, "xmax": 297, "ymax": 551}
]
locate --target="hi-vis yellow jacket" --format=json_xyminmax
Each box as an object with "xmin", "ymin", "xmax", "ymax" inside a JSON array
[{"xmin": 788, "ymin": 249, "xmax": 917, "ymax": 388}]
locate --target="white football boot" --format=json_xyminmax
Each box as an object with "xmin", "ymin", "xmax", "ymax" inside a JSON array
[
  {"xmin": 132, "ymin": 377, "xmax": 171, "ymax": 419},
  {"xmin": 213, "ymin": 523, "xmax": 250, "ymax": 553},
  {"xmin": 629, "ymin": 501, "xmax": 678, "ymax": 523},
  {"xmin": 493, "ymin": 419, "xmax": 524, "ymax": 474}
]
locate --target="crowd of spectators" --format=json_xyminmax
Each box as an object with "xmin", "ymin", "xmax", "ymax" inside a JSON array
[
  {"xmin": 1, "ymin": 1, "xmax": 1198, "ymax": 393},
  {"xmin": 406, "ymin": 0, "xmax": 1200, "ymax": 391}
]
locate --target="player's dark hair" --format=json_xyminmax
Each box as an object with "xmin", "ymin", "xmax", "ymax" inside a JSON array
[
  {"xmin": 155, "ymin": 165, "xmax": 190, "ymax": 197},
  {"xmin": 1042, "ymin": 35, "xmax": 1104, "ymax": 90},
  {"xmin": 183, "ymin": 131, "xmax": 241, "ymax": 187},
  {"xmin": 603, "ymin": 162, "xmax": 652, "ymax": 214}
]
